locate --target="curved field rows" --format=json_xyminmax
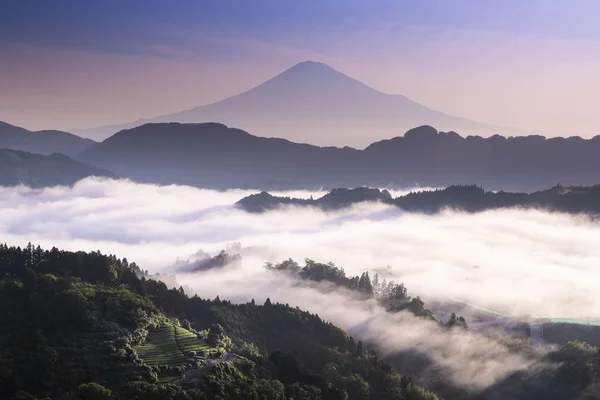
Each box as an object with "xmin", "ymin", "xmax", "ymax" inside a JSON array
[
  {"xmin": 174, "ymin": 325, "xmax": 211, "ymax": 354},
  {"xmin": 136, "ymin": 323, "xmax": 212, "ymax": 367}
]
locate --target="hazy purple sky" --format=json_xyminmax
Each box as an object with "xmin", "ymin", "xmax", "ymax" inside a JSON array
[{"xmin": 2, "ymin": 0, "xmax": 600, "ymax": 136}]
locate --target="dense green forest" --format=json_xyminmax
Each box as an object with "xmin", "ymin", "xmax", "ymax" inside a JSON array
[
  {"xmin": 0, "ymin": 243, "xmax": 438, "ymax": 400},
  {"xmin": 2, "ymin": 244, "xmax": 600, "ymax": 399}
]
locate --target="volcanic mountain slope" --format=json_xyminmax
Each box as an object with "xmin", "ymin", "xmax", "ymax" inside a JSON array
[{"xmin": 72, "ymin": 61, "xmax": 501, "ymax": 147}]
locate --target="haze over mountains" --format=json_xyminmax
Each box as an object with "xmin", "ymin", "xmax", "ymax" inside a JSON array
[
  {"xmin": 80, "ymin": 122, "xmax": 361, "ymax": 189},
  {"xmin": 3, "ymin": 116, "xmax": 600, "ymax": 192},
  {"xmin": 72, "ymin": 61, "xmax": 504, "ymax": 147},
  {"xmin": 0, "ymin": 148, "xmax": 115, "ymax": 187},
  {"xmin": 0, "ymin": 121, "xmax": 95, "ymax": 156},
  {"xmin": 81, "ymin": 122, "xmax": 600, "ymax": 192},
  {"xmin": 5, "ymin": 59, "xmax": 596, "ymax": 193}
]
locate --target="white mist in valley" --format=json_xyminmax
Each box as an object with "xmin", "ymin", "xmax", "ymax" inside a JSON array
[
  {"xmin": 3, "ymin": 177, "xmax": 599, "ymax": 388},
  {"xmin": 3, "ymin": 178, "xmax": 599, "ymax": 320},
  {"xmin": 182, "ymin": 265, "xmax": 535, "ymax": 390}
]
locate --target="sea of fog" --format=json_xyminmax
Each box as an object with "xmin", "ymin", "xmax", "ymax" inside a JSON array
[
  {"xmin": 4, "ymin": 177, "xmax": 600, "ymax": 389},
  {"xmin": 2, "ymin": 177, "xmax": 598, "ymax": 320}
]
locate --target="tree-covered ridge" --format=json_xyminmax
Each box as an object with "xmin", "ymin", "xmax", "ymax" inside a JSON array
[
  {"xmin": 262, "ymin": 258, "xmax": 600, "ymax": 398},
  {"xmin": 0, "ymin": 243, "xmax": 438, "ymax": 400},
  {"xmin": 265, "ymin": 259, "xmax": 445, "ymax": 322},
  {"xmin": 237, "ymin": 188, "xmax": 394, "ymax": 213},
  {"xmin": 237, "ymin": 184, "xmax": 600, "ymax": 215}
]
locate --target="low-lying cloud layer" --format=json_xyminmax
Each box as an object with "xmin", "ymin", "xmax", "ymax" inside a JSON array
[
  {"xmin": 184, "ymin": 267, "xmax": 535, "ymax": 390},
  {"xmin": 3, "ymin": 177, "xmax": 598, "ymax": 389},
  {"xmin": 4, "ymin": 178, "xmax": 599, "ymax": 319}
]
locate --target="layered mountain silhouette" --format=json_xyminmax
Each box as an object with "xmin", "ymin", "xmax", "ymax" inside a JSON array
[
  {"xmin": 237, "ymin": 184, "xmax": 600, "ymax": 215},
  {"xmin": 0, "ymin": 121, "xmax": 96, "ymax": 156},
  {"xmin": 0, "ymin": 149, "xmax": 116, "ymax": 187},
  {"xmin": 80, "ymin": 122, "xmax": 362, "ymax": 189},
  {"xmin": 79, "ymin": 122, "xmax": 600, "ymax": 192},
  {"xmin": 72, "ymin": 61, "xmax": 503, "ymax": 147}
]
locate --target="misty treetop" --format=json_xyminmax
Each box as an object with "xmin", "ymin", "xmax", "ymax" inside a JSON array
[{"xmin": 266, "ymin": 258, "xmax": 432, "ymax": 318}]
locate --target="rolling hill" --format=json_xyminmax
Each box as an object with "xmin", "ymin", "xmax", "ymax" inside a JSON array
[
  {"xmin": 0, "ymin": 148, "xmax": 116, "ymax": 187},
  {"xmin": 72, "ymin": 61, "xmax": 502, "ymax": 147},
  {"xmin": 80, "ymin": 122, "xmax": 600, "ymax": 192},
  {"xmin": 0, "ymin": 120, "xmax": 96, "ymax": 156}
]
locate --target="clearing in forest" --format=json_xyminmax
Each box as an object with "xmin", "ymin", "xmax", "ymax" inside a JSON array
[{"xmin": 136, "ymin": 323, "xmax": 212, "ymax": 367}]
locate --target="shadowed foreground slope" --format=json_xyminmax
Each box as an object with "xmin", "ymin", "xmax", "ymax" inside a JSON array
[
  {"xmin": 2, "ymin": 243, "xmax": 599, "ymax": 399},
  {"xmin": 0, "ymin": 244, "xmax": 438, "ymax": 400}
]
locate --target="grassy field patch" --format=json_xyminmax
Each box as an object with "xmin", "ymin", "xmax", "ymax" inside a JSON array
[
  {"xmin": 175, "ymin": 325, "xmax": 211, "ymax": 354},
  {"xmin": 136, "ymin": 323, "xmax": 212, "ymax": 367}
]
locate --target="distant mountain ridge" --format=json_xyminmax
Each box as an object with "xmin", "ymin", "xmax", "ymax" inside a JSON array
[
  {"xmin": 236, "ymin": 184, "xmax": 600, "ymax": 215},
  {"xmin": 80, "ymin": 122, "xmax": 600, "ymax": 192},
  {"xmin": 0, "ymin": 149, "xmax": 116, "ymax": 188},
  {"xmin": 72, "ymin": 61, "xmax": 506, "ymax": 147},
  {"xmin": 0, "ymin": 121, "xmax": 95, "ymax": 156},
  {"xmin": 80, "ymin": 122, "xmax": 362, "ymax": 189}
]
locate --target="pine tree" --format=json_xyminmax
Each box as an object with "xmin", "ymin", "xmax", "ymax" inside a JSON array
[
  {"xmin": 380, "ymin": 279, "xmax": 388, "ymax": 300},
  {"xmin": 363, "ymin": 271, "xmax": 373, "ymax": 295},
  {"xmin": 387, "ymin": 281, "xmax": 396, "ymax": 300},
  {"xmin": 25, "ymin": 242, "xmax": 33, "ymax": 268},
  {"xmin": 356, "ymin": 340, "xmax": 364, "ymax": 356},
  {"xmin": 372, "ymin": 273, "xmax": 380, "ymax": 298},
  {"xmin": 358, "ymin": 273, "xmax": 365, "ymax": 292}
]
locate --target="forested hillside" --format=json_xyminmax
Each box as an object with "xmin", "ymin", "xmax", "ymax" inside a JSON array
[
  {"xmin": 2, "ymin": 244, "xmax": 600, "ymax": 399},
  {"xmin": 0, "ymin": 244, "xmax": 437, "ymax": 400}
]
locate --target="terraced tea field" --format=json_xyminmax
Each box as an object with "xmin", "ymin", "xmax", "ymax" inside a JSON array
[{"xmin": 136, "ymin": 323, "xmax": 212, "ymax": 367}]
